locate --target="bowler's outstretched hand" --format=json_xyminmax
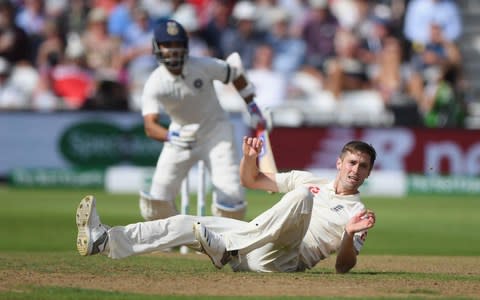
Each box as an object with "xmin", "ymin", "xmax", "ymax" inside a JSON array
[
  {"xmin": 345, "ymin": 209, "xmax": 376, "ymax": 234},
  {"xmin": 242, "ymin": 136, "xmax": 263, "ymax": 159}
]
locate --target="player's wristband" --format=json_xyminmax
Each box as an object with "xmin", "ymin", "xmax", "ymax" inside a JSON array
[{"xmin": 239, "ymin": 81, "xmax": 255, "ymax": 99}]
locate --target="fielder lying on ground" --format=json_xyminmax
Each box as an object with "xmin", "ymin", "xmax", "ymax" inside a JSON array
[{"xmin": 76, "ymin": 136, "xmax": 376, "ymax": 273}]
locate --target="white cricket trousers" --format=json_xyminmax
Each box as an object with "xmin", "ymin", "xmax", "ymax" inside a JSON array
[
  {"xmin": 107, "ymin": 187, "xmax": 313, "ymax": 272},
  {"xmin": 149, "ymin": 120, "xmax": 245, "ymax": 210}
]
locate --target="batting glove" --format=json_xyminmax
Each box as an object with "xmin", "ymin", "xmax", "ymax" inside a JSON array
[
  {"xmin": 226, "ymin": 52, "xmax": 244, "ymax": 80},
  {"xmin": 167, "ymin": 131, "xmax": 195, "ymax": 149},
  {"xmin": 247, "ymin": 101, "xmax": 268, "ymax": 131}
]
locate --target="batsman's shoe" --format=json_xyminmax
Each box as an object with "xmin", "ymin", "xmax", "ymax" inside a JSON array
[
  {"xmin": 194, "ymin": 222, "xmax": 231, "ymax": 269},
  {"xmin": 76, "ymin": 195, "xmax": 109, "ymax": 256}
]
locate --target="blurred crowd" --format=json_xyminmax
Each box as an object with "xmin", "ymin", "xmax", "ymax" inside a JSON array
[{"xmin": 0, "ymin": 0, "xmax": 469, "ymax": 127}]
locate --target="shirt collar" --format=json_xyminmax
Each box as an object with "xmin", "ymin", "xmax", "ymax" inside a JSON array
[
  {"xmin": 159, "ymin": 60, "xmax": 189, "ymax": 79},
  {"xmin": 327, "ymin": 180, "xmax": 361, "ymax": 200}
]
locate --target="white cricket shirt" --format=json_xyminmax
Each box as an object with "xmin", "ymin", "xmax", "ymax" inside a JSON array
[
  {"xmin": 275, "ymin": 170, "xmax": 368, "ymax": 269},
  {"xmin": 141, "ymin": 56, "xmax": 232, "ymax": 135}
]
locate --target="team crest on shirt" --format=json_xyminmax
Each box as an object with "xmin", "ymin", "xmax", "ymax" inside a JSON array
[
  {"xmin": 194, "ymin": 79, "xmax": 203, "ymax": 89},
  {"xmin": 309, "ymin": 186, "xmax": 320, "ymax": 194},
  {"xmin": 331, "ymin": 205, "xmax": 344, "ymax": 212}
]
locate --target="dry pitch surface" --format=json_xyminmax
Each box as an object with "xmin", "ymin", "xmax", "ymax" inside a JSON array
[{"xmin": 1, "ymin": 253, "xmax": 479, "ymax": 299}]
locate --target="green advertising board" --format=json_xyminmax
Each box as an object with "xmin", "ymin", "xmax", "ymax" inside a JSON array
[{"xmin": 59, "ymin": 120, "xmax": 165, "ymax": 168}]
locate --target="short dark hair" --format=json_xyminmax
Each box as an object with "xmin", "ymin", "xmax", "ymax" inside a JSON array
[{"xmin": 340, "ymin": 140, "xmax": 377, "ymax": 170}]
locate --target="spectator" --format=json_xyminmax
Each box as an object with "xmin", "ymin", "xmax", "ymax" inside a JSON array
[
  {"xmin": 141, "ymin": 0, "xmax": 178, "ymax": 20},
  {"xmin": 199, "ymin": 0, "xmax": 234, "ymax": 59},
  {"xmin": 15, "ymin": 0, "xmax": 48, "ymax": 64},
  {"xmin": 119, "ymin": 6, "xmax": 156, "ymax": 110},
  {"xmin": 35, "ymin": 19, "xmax": 65, "ymax": 70},
  {"xmin": 331, "ymin": 0, "xmax": 397, "ymax": 38},
  {"xmin": 254, "ymin": 0, "xmax": 281, "ymax": 32},
  {"xmin": 92, "ymin": 0, "xmax": 118, "ymax": 15},
  {"xmin": 33, "ymin": 33, "xmax": 95, "ymax": 110},
  {"xmin": 371, "ymin": 0, "xmax": 405, "ymax": 39},
  {"xmin": 265, "ymin": 7, "xmax": 306, "ymax": 78},
  {"xmin": 247, "ymin": 43, "xmax": 287, "ymax": 110},
  {"xmin": 108, "ymin": 0, "xmax": 137, "ymax": 39},
  {"xmin": 403, "ymin": 0, "xmax": 462, "ymax": 51},
  {"xmin": 276, "ymin": 0, "xmax": 310, "ymax": 38},
  {"xmin": 56, "ymin": 0, "xmax": 90, "ymax": 38},
  {"xmin": 357, "ymin": 14, "xmax": 394, "ymax": 66},
  {"xmin": 0, "ymin": 56, "xmax": 31, "ymax": 109},
  {"xmin": 324, "ymin": 28, "xmax": 370, "ymax": 100},
  {"xmin": 0, "ymin": 0, "xmax": 31, "ymax": 65},
  {"xmin": 32, "ymin": 17, "xmax": 65, "ymax": 109},
  {"xmin": 171, "ymin": 3, "xmax": 211, "ymax": 57},
  {"xmin": 329, "ymin": 0, "xmax": 360, "ymax": 30},
  {"xmin": 406, "ymin": 22, "xmax": 464, "ymax": 127},
  {"xmin": 0, "ymin": 0, "xmax": 41, "ymax": 110},
  {"xmin": 82, "ymin": 7, "xmax": 123, "ymax": 80},
  {"xmin": 422, "ymin": 70, "xmax": 466, "ymax": 128},
  {"xmin": 44, "ymin": 0, "xmax": 68, "ymax": 19},
  {"xmin": 370, "ymin": 36, "xmax": 411, "ymax": 105},
  {"xmin": 81, "ymin": 7, "xmax": 128, "ymax": 110},
  {"xmin": 220, "ymin": 0, "xmax": 267, "ymax": 69},
  {"xmin": 301, "ymin": 0, "xmax": 339, "ymax": 76}
]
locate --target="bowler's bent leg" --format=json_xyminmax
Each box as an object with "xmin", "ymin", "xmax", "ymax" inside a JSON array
[{"xmin": 224, "ymin": 187, "xmax": 313, "ymax": 255}]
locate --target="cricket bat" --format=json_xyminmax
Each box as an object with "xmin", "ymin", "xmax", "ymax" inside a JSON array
[{"xmin": 256, "ymin": 128, "xmax": 278, "ymax": 174}]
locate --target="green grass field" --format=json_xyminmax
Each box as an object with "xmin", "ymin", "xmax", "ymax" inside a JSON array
[{"xmin": 1, "ymin": 187, "xmax": 479, "ymax": 299}]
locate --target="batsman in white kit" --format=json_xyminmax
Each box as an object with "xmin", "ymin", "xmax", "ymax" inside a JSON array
[
  {"xmin": 76, "ymin": 137, "xmax": 377, "ymax": 273},
  {"xmin": 138, "ymin": 19, "xmax": 268, "ymax": 221}
]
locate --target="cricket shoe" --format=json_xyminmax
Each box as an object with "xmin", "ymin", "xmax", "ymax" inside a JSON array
[
  {"xmin": 76, "ymin": 195, "xmax": 109, "ymax": 256},
  {"xmin": 194, "ymin": 222, "xmax": 231, "ymax": 269}
]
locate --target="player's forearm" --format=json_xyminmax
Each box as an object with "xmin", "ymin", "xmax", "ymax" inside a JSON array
[
  {"xmin": 143, "ymin": 114, "xmax": 169, "ymax": 142},
  {"xmin": 240, "ymin": 155, "xmax": 260, "ymax": 188},
  {"xmin": 335, "ymin": 230, "xmax": 357, "ymax": 274},
  {"xmin": 144, "ymin": 122, "xmax": 169, "ymax": 142},
  {"xmin": 240, "ymin": 156, "xmax": 278, "ymax": 192}
]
